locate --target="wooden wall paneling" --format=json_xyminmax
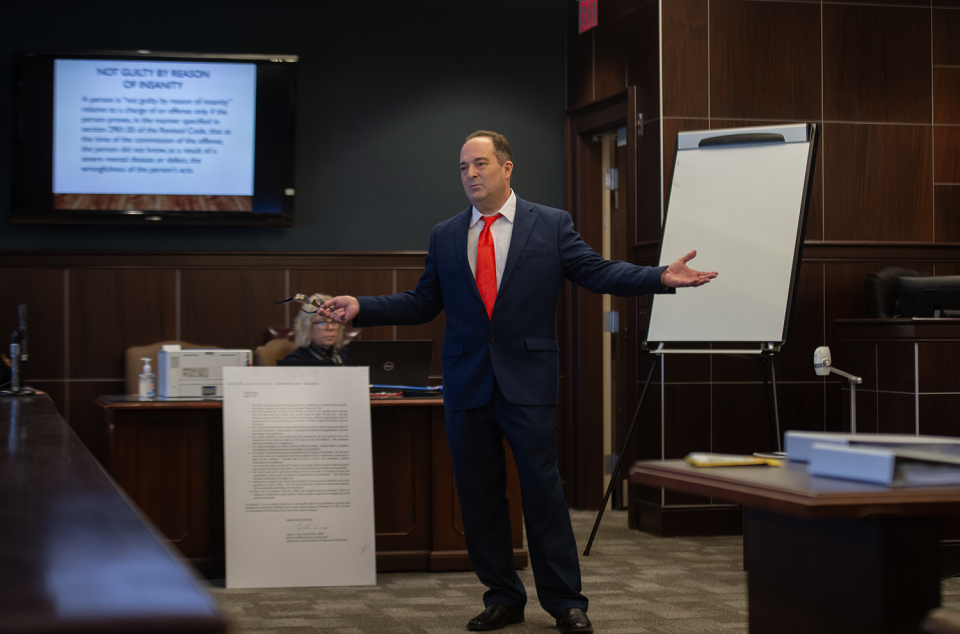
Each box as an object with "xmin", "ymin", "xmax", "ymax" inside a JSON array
[
  {"xmin": 629, "ymin": 355, "xmax": 662, "ymax": 530},
  {"xmin": 661, "ymin": 344, "xmax": 710, "ymax": 383},
  {"xmin": 613, "ymin": 293, "xmax": 638, "ymax": 509},
  {"xmin": 933, "ymin": 8, "xmax": 960, "ymax": 65},
  {"xmin": 600, "ymin": 0, "xmax": 643, "ymax": 24},
  {"xmin": 709, "ymin": 0, "xmax": 821, "ymax": 121},
  {"xmin": 636, "ymin": 119, "xmax": 662, "ymax": 246},
  {"xmin": 876, "ymin": 392, "xmax": 918, "ymax": 434},
  {"xmin": 627, "ymin": 0, "xmax": 663, "ymax": 122},
  {"xmin": 844, "ymin": 377, "xmax": 878, "ymax": 434},
  {"xmin": 0, "ymin": 252, "xmax": 429, "ymax": 272},
  {"xmin": 69, "ymin": 269, "xmax": 177, "ymax": 379},
  {"xmin": 633, "ymin": 349, "xmax": 661, "ymax": 464},
  {"xmin": 0, "ymin": 269, "xmax": 66, "ymax": 380},
  {"xmin": 934, "ymin": 68, "xmax": 960, "ymax": 124},
  {"xmin": 290, "ymin": 267, "xmax": 399, "ymax": 300},
  {"xmin": 866, "ymin": 339, "xmax": 916, "ymax": 391},
  {"xmin": 823, "ymin": 4, "xmax": 932, "ymax": 123},
  {"xmin": 710, "ymin": 383, "xmax": 770, "ymax": 455},
  {"xmin": 594, "ymin": 11, "xmax": 629, "ymax": 103},
  {"xmin": 370, "ymin": 406, "xmax": 431, "ymax": 559},
  {"xmin": 822, "ymin": 124, "xmax": 933, "ymax": 241},
  {"xmin": 920, "ymin": 395, "xmax": 960, "ymax": 437},
  {"xmin": 711, "ymin": 345, "xmax": 766, "ymax": 383},
  {"xmin": 838, "ymin": 340, "xmax": 879, "ymax": 391},
  {"xmin": 935, "ymin": 261, "xmax": 960, "ymax": 276},
  {"xmin": 613, "ymin": 128, "xmax": 636, "ymax": 509},
  {"xmin": 180, "ymin": 269, "xmax": 285, "ymax": 351},
  {"xmin": 661, "ymin": 0, "xmax": 708, "ymax": 118},
  {"xmin": 567, "ymin": 30, "xmax": 595, "ymax": 110},
  {"xmin": 710, "ymin": 119, "xmax": 825, "ymax": 241},
  {"xmin": 573, "ymin": 133, "xmax": 606, "ymax": 510},
  {"xmin": 822, "ymin": 0, "xmax": 930, "ymax": 7},
  {"xmin": 804, "ymin": 133, "xmax": 825, "ymax": 242},
  {"xmin": 661, "ymin": 383, "xmax": 711, "ymax": 505},
  {"xmin": 774, "ymin": 382, "xmax": 828, "ymax": 435},
  {"xmin": 394, "ymin": 269, "xmax": 446, "ymax": 379},
  {"xmin": 935, "ymin": 126, "xmax": 960, "ymax": 184},
  {"xmin": 289, "ymin": 268, "xmax": 396, "ymax": 343},
  {"xmin": 777, "ymin": 261, "xmax": 825, "ymax": 382},
  {"xmin": 918, "ymin": 342, "xmax": 960, "ymax": 393}
]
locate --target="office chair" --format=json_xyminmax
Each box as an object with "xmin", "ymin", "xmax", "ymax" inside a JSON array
[
  {"xmin": 864, "ymin": 267, "xmax": 928, "ymax": 318},
  {"xmin": 924, "ymin": 608, "xmax": 960, "ymax": 634},
  {"xmin": 253, "ymin": 339, "xmax": 298, "ymax": 366}
]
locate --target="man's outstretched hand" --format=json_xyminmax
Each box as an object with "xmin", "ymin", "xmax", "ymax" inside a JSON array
[
  {"xmin": 320, "ymin": 295, "xmax": 360, "ymax": 324},
  {"xmin": 661, "ymin": 250, "xmax": 718, "ymax": 288}
]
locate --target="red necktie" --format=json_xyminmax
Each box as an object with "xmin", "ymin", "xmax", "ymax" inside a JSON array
[{"xmin": 476, "ymin": 213, "xmax": 502, "ymax": 320}]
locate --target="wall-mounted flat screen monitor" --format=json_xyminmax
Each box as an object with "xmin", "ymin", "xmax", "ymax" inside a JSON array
[
  {"xmin": 897, "ymin": 276, "xmax": 960, "ymax": 318},
  {"xmin": 12, "ymin": 50, "xmax": 297, "ymax": 226}
]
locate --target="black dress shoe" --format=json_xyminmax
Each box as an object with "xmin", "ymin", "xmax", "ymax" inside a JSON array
[
  {"xmin": 467, "ymin": 604, "xmax": 525, "ymax": 631},
  {"xmin": 556, "ymin": 607, "xmax": 593, "ymax": 633}
]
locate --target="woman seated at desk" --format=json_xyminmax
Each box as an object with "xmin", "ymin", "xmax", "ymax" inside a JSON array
[{"xmin": 278, "ymin": 293, "xmax": 349, "ymax": 366}]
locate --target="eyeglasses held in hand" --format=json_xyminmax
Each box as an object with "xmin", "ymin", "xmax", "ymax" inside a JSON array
[{"xmin": 275, "ymin": 293, "xmax": 323, "ymax": 314}]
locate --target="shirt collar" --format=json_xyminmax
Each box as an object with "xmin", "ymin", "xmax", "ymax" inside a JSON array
[{"xmin": 471, "ymin": 190, "xmax": 516, "ymax": 228}]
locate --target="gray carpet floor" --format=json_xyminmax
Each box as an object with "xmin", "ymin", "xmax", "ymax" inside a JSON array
[{"xmin": 207, "ymin": 509, "xmax": 960, "ymax": 633}]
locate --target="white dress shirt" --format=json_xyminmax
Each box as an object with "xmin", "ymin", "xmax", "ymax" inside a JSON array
[{"xmin": 467, "ymin": 190, "xmax": 517, "ymax": 290}]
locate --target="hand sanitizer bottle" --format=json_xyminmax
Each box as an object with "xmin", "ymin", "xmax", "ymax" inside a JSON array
[{"xmin": 138, "ymin": 357, "xmax": 155, "ymax": 401}]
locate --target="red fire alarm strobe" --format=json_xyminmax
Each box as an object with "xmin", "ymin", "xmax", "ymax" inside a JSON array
[{"xmin": 579, "ymin": 0, "xmax": 598, "ymax": 34}]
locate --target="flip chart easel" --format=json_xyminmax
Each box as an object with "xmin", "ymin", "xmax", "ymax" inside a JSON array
[{"xmin": 585, "ymin": 123, "xmax": 819, "ymax": 555}]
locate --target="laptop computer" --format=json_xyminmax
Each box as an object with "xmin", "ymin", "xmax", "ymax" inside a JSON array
[{"xmin": 346, "ymin": 340, "xmax": 434, "ymax": 392}]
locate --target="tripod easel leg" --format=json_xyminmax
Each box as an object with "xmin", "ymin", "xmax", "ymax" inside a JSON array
[{"xmin": 583, "ymin": 353, "xmax": 661, "ymax": 556}]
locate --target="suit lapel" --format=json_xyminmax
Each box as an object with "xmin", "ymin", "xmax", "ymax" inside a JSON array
[
  {"xmin": 499, "ymin": 197, "xmax": 536, "ymax": 295},
  {"xmin": 453, "ymin": 207, "xmax": 483, "ymax": 302}
]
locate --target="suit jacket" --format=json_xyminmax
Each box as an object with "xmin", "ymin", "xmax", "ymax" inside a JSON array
[{"xmin": 356, "ymin": 196, "xmax": 671, "ymax": 411}]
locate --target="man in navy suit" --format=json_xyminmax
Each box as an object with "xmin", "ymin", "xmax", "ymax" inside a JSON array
[{"xmin": 322, "ymin": 131, "xmax": 716, "ymax": 633}]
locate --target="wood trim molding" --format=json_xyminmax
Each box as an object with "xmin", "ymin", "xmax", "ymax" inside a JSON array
[
  {"xmin": 629, "ymin": 242, "xmax": 960, "ymax": 264},
  {"xmin": 8, "ymin": 243, "xmax": 958, "ymax": 271},
  {"xmin": 566, "ymin": 89, "xmax": 631, "ymax": 135},
  {"xmin": 0, "ymin": 251, "xmax": 429, "ymax": 270},
  {"xmin": 802, "ymin": 242, "xmax": 960, "ymax": 262}
]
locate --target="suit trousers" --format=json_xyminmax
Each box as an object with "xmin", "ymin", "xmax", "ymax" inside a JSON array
[{"xmin": 444, "ymin": 381, "xmax": 589, "ymax": 617}]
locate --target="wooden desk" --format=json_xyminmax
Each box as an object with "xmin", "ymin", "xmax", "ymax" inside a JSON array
[
  {"xmin": 1, "ymin": 395, "xmax": 226, "ymax": 633},
  {"xmin": 630, "ymin": 459, "xmax": 960, "ymax": 634},
  {"xmin": 95, "ymin": 396, "xmax": 527, "ymax": 577}
]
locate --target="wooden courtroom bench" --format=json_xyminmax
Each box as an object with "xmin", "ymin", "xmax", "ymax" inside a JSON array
[{"xmin": 0, "ymin": 395, "xmax": 226, "ymax": 634}]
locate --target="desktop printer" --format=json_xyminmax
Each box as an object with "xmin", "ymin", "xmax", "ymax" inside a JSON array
[{"xmin": 158, "ymin": 347, "xmax": 252, "ymax": 398}]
